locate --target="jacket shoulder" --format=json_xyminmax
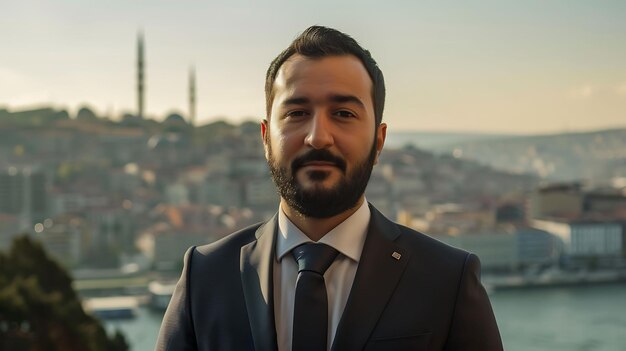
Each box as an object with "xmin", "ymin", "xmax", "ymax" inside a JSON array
[
  {"xmin": 395, "ymin": 223, "xmax": 474, "ymax": 268},
  {"xmin": 369, "ymin": 204, "xmax": 470, "ymax": 263},
  {"xmin": 398, "ymin": 223, "xmax": 467, "ymax": 253}
]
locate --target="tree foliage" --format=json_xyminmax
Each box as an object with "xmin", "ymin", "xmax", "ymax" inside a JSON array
[{"xmin": 0, "ymin": 235, "xmax": 129, "ymax": 351}]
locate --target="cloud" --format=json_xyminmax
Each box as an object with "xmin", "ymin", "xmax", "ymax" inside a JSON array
[{"xmin": 569, "ymin": 85, "xmax": 594, "ymax": 99}]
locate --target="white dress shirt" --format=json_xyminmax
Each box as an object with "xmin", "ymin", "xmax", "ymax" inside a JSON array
[{"xmin": 273, "ymin": 200, "xmax": 370, "ymax": 351}]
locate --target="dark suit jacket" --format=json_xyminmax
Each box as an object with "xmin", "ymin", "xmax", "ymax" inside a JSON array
[{"xmin": 156, "ymin": 205, "xmax": 503, "ymax": 350}]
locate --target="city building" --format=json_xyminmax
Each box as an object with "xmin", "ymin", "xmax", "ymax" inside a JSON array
[
  {"xmin": 34, "ymin": 214, "xmax": 91, "ymax": 268},
  {"xmin": 0, "ymin": 166, "xmax": 48, "ymax": 230},
  {"xmin": 532, "ymin": 218, "xmax": 624, "ymax": 267},
  {"xmin": 529, "ymin": 182, "xmax": 585, "ymax": 219}
]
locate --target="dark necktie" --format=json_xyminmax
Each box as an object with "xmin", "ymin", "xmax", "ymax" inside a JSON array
[{"xmin": 292, "ymin": 243, "xmax": 339, "ymax": 351}]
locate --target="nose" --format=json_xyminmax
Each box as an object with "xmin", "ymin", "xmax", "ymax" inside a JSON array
[{"xmin": 304, "ymin": 113, "xmax": 334, "ymax": 149}]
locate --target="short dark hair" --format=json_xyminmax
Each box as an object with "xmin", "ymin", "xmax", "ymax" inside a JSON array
[{"xmin": 265, "ymin": 26, "xmax": 386, "ymax": 125}]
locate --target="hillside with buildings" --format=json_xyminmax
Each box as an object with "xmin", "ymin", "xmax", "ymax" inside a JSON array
[
  {"xmin": 399, "ymin": 128, "xmax": 626, "ymax": 183},
  {"xmin": 1, "ymin": 106, "xmax": 625, "ymax": 293}
]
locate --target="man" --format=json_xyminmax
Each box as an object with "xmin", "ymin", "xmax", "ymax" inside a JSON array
[{"xmin": 156, "ymin": 26, "xmax": 503, "ymax": 351}]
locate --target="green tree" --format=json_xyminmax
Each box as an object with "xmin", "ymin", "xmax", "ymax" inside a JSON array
[{"xmin": 0, "ymin": 235, "xmax": 129, "ymax": 351}]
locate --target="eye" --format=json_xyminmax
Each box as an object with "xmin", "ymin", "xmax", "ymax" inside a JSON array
[
  {"xmin": 285, "ymin": 110, "xmax": 309, "ymax": 118},
  {"xmin": 334, "ymin": 110, "xmax": 356, "ymax": 118}
]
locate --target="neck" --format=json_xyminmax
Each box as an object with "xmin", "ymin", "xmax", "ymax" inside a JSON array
[{"xmin": 281, "ymin": 196, "xmax": 365, "ymax": 242}]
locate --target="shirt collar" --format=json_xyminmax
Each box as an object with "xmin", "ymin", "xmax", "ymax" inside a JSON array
[{"xmin": 276, "ymin": 199, "xmax": 370, "ymax": 263}]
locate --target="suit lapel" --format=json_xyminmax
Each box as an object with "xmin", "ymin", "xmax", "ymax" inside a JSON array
[
  {"xmin": 240, "ymin": 215, "xmax": 279, "ymax": 351},
  {"xmin": 332, "ymin": 205, "xmax": 412, "ymax": 351}
]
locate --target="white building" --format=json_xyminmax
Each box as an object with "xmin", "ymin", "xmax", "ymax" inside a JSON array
[{"xmin": 532, "ymin": 219, "xmax": 623, "ymax": 260}]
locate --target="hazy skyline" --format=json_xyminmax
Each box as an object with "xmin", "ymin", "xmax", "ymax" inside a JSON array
[{"xmin": 1, "ymin": 0, "xmax": 625, "ymax": 134}]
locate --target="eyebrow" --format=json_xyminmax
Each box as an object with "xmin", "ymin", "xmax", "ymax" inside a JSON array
[
  {"xmin": 330, "ymin": 94, "xmax": 365, "ymax": 108},
  {"xmin": 282, "ymin": 97, "xmax": 310, "ymax": 106},
  {"xmin": 282, "ymin": 94, "xmax": 365, "ymax": 108}
]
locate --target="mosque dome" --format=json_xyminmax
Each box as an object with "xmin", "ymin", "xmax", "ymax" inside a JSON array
[{"xmin": 164, "ymin": 113, "xmax": 187, "ymax": 125}]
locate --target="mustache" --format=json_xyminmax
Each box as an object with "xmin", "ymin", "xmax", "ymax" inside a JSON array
[{"xmin": 291, "ymin": 149, "xmax": 347, "ymax": 173}]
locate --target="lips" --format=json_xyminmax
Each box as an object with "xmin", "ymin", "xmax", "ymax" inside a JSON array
[
  {"xmin": 292, "ymin": 150, "xmax": 347, "ymax": 173},
  {"xmin": 302, "ymin": 161, "xmax": 338, "ymax": 167}
]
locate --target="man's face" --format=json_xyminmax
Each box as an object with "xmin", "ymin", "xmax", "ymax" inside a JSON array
[{"xmin": 262, "ymin": 54, "xmax": 386, "ymax": 218}]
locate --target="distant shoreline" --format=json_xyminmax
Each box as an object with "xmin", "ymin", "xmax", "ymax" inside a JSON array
[{"xmin": 484, "ymin": 269, "xmax": 626, "ymax": 291}]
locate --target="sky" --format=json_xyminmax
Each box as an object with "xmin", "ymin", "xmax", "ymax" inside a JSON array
[{"xmin": 1, "ymin": 0, "xmax": 625, "ymax": 134}]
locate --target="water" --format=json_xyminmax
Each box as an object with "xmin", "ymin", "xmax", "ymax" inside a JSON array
[
  {"xmin": 490, "ymin": 284, "xmax": 626, "ymax": 351},
  {"xmin": 104, "ymin": 307, "xmax": 163, "ymax": 351},
  {"xmin": 107, "ymin": 284, "xmax": 626, "ymax": 351}
]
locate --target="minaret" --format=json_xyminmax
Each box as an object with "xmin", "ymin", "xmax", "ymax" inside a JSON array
[
  {"xmin": 137, "ymin": 31, "xmax": 145, "ymax": 119},
  {"xmin": 189, "ymin": 65, "xmax": 196, "ymax": 126}
]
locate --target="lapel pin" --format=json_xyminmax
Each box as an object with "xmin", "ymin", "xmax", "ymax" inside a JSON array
[{"xmin": 391, "ymin": 252, "xmax": 401, "ymax": 260}]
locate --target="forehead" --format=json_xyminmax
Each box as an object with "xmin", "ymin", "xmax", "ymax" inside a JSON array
[{"xmin": 272, "ymin": 54, "xmax": 373, "ymax": 106}]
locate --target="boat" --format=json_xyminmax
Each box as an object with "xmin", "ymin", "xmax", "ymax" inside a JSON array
[
  {"xmin": 83, "ymin": 296, "xmax": 139, "ymax": 319},
  {"xmin": 148, "ymin": 281, "xmax": 176, "ymax": 310}
]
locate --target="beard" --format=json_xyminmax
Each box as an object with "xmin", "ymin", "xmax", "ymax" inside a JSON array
[{"xmin": 267, "ymin": 141, "xmax": 377, "ymax": 219}]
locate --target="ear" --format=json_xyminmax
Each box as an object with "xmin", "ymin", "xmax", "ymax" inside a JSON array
[
  {"xmin": 261, "ymin": 119, "xmax": 270, "ymax": 160},
  {"xmin": 373, "ymin": 123, "xmax": 387, "ymax": 165}
]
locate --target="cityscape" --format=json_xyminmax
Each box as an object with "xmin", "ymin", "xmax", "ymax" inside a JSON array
[
  {"xmin": 3, "ymin": 100, "xmax": 626, "ymax": 350},
  {"xmin": 2, "ymin": 103, "xmax": 625, "ymax": 286},
  {"xmin": 3, "ymin": 21, "xmax": 626, "ymax": 350}
]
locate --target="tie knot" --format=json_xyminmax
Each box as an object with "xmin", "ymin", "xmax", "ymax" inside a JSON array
[{"xmin": 292, "ymin": 243, "xmax": 339, "ymax": 275}]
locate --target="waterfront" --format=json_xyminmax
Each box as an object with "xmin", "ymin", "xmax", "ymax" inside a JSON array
[
  {"xmin": 491, "ymin": 284, "xmax": 626, "ymax": 351},
  {"xmin": 104, "ymin": 283, "xmax": 626, "ymax": 351}
]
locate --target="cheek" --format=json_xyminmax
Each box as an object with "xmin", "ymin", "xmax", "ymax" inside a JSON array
[
  {"xmin": 340, "ymin": 134, "xmax": 375, "ymax": 160},
  {"xmin": 270, "ymin": 127, "xmax": 302, "ymax": 158}
]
